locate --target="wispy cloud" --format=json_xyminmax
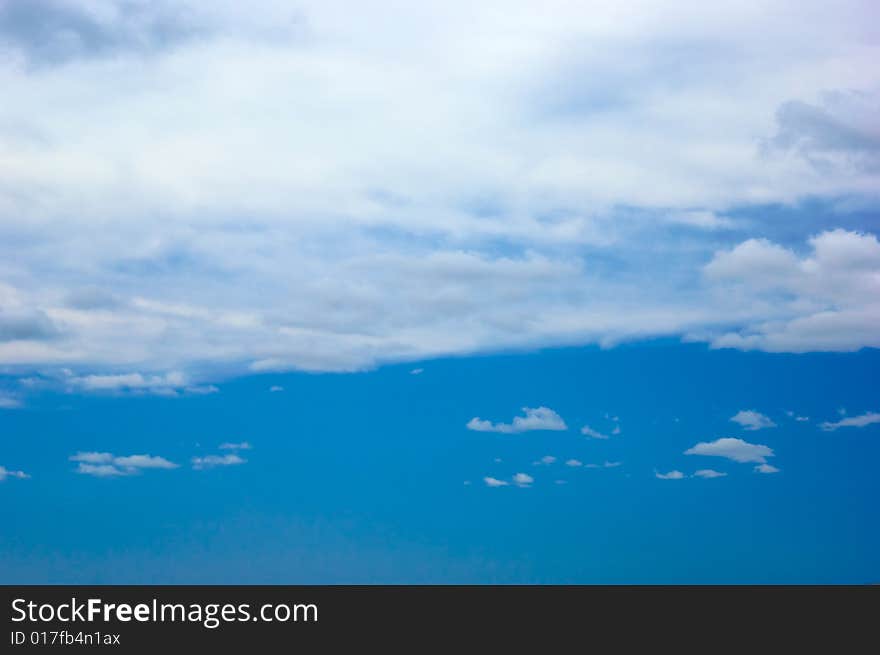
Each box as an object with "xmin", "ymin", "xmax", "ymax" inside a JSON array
[
  {"xmin": 819, "ymin": 411, "xmax": 880, "ymax": 431},
  {"xmin": 269, "ymin": 385, "xmax": 284, "ymax": 392},
  {"xmin": 483, "ymin": 476, "xmax": 508, "ymax": 488},
  {"xmin": 467, "ymin": 407, "xmax": 567, "ymax": 434},
  {"xmin": 0, "ymin": 393, "xmax": 22, "ymax": 409},
  {"xmin": 534, "ymin": 455, "xmax": 556, "ymax": 465},
  {"xmin": 754, "ymin": 464, "xmax": 780, "ymax": 474},
  {"xmin": 70, "ymin": 451, "xmax": 178, "ymax": 477},
  {"xmin": 581, "ymin": 425, "xmax": 609, "ymax": 440},
  {"xmin": 730, "ymin": 410, "xmax": 776, "ymax": 431},
  {"xmin": 219, "ymin": 441, "xmax": 251, "ymax": 450},
  {"xmin": 565, "ymin": 459, "xmax": 583, "ymax": 468},
  {"xmin": 684, "ymin": 437, "xmax": 775, "ymax": 464},
  {"xmin": 192, "ymin": 454, "xmax": 246, "ymax": 470},
  {"xmin": 655, "ymin": 470, "xmax": 684, "ymax": 480},
  {"xmin": 693, "ymin": 469, "xmax": 727, "ymax": 479},
  {"xmin": 0, "ymin": 465, "xmax": 29, "ymax": 481}
]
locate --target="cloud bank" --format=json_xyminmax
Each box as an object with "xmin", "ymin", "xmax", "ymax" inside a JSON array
[{"xmin": 0, "ymin": 1, "xmax": 878, "ymax": 386}]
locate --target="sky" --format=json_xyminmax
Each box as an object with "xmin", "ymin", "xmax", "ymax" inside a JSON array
[{"xmin": 0, "ymin": 0, "xmax": 878, "ymax": 583}]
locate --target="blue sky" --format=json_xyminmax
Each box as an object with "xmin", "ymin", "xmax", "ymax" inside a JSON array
[
  {"xmin": 1, "ymin": 342, "xmax": 879, "ymax": 583},
  {"xmin": 0, "ymin": 1, "xmax": 879, "ymax": 582}
]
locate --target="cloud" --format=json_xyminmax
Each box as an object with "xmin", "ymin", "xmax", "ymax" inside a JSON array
[
  {"xmin": 269, "ymin": 385, "xmax": 284, "ymax": 392},
  {"xmin": 704, "ymin": 230, "xmax": 880, "ymax": 352},
  {"xmin": 184, "ymin": 385, "xmax": 219, "ymax": 395},
  {"xmin": 483, "ymin": 476, "xmax": 508, "ymax": 488},
  {"xmin": 0, "ymin": 465, "xmax": 29, "ymax": 481},
  {"xmin": 512, "ymin": 472, "xmax": 534, "ymax": 487},
  {"xmin": 655, "ymin": 470, "xmax": 684, "ymax": 480},
  {"xmin": 191, "ymin": 453, "xmax": 246, "ymax": 470},
  {"xmin": 581, "ymin": 425, "xmax": 609, "ymax": 440},
  {"xmin": 730, "ymin": 410, "xmax": 777, "ymax": 431},
  {"xmin": 693, "ymin": 469, "xmax": 727, "ymax": 479},
  {"xmin": 586, "ymin": 461, "xmax": 623, "ymax": 469},
  {"xmin": 467, "ymin": 407, "xmax": 567, "ymax": 434},
  {"xmin": 534, "ymin": 455, "xmax": 557, "ymax": 465},
  {"xmin": 0, "ymin": 393, "xmax": 22, "ymax": 409},
  {"xmin": 0, "ymin": 3, "xmax": 877, "ymax": 382},
  {"xmin": 684, "ymin": 437, "xmax": 775, "ymax": 464},
  {"xmin": 565, "ymin": 459, "xmax": 583, "ymax": 467},
  {"xmin": 71, "ymin": 451, "xmax": 177, "ymax": 476},
  {"xmin": 754, "ymin": 464, "xmax": 780, "ymax": 474},
  {"xmin": 69, "ymin": 371, "xmax": 188, "ymax": 395},
  {"xmin": 819, "ymin": 411, "xmax": 880, "ymax": 431},
  {"xmin": 219, "ymin": 441, "xmax": 251, "ymax": 450},
  {"xmin": 410, "ymin": 368, "xmax": 424, "ymax": 375}
]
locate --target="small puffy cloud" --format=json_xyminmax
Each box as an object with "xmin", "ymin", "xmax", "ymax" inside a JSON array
[
  {"xmin": 219, "ymin": 441, "xmax": 251, "ymax": 450},
  {"xmin": 410, "ymin": 368, "xmax": 424, "ymax": 375},
  {"xmin": 796, "ymin": 416, "xmax": 810, "ymax": 422},
  {"xmin": 693, "ymin": 469, "xmax": 727, "ymax": 479},
  {"xmin": 0, "ymin": 393, "xmax": 23, "ymax": 409},
  {"xmin": 684, "ymin": 437, "xmax": 775, "ymax": 464},
  {"xmin": 534, "ymin": 455, "xmax": 556, "ymax": 465},
  {"xmin": 655, "ymin": 470, "xmax": 684, "ymax": 480},
  {"xmin": 192, "ymin": 453, "xmax": 246, "ymax": 470},
  {"xmin": 0, "ymin": 465, "xmax": 30, "ymax": 481},
  {"xmin": 565, "ymin": 459, "xmax": 583, "ymax": 467},
  {"xmin": 730, "ymin": 410, "xmax": 776, "ymax": 431},
  {"xmin": 581, "ymin": 425, "xmax": 609, "ymax": 439},
  {"xmin": 467, "ymin": 407, "xmax": 567, "ymax": 434},
  {"xmin": 819, "ymin": 411, "xmax": 880, "ymax": 431},
  {"xmin": 512, "ymin": 472, "xmax": 534, "ymax": 487},
  {"xmin": 754, "ymin": 464, "xmax": 780, "ymax": 474},
  {"xmin": 269, "ymin": 385, "xmax": 284, "ymax": 392},
  {"xmin": 71, "ymin": 451, "xmax": 177, "ymax": 476},
  {"xmin": 483, "ymin": 476, "xmax": 508, "ymax": 488}
]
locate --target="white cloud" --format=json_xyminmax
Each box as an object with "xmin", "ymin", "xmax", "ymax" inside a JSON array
[
  {"xmin": 0, "ymin": 393, "xmax": 22, "ymax": 409},
  {"xmin": 612, "ymin": 425, "xmax": 621, "ymax": 435},
  {"xmin": 184, "ymin": 385, "xmax": 219, "ymax": 395},
  {"xmin": 693, "ymin": 469, "xmax": 727, "ymax": 479},
  {"xmin": 754, "ymin": 464, "xmax": 780, "ymax": 474},
  {"xmin": 219, "ymin": 441, "xmax": 251, "ymax": 450},
  {"xmin": 0, "ymin": 465, "xmax": 29, "ymax": 481},
  {"xmin": 410, "ymin": 368, "xmax": 424, "ymax": 375},
  {"xmin": 512, "ymin": 472, "xmax": 534, "ymax": 487},
  {"xmin": 565, "ymin": 459, "xmax": 583, "ymax": 467},
  {"xmin": 819, "ymin": 411, "xmax": 880, "ymax": 431},
  {"xmin": 684, "ymin": 437, "xmax": 775, "ymax": 464},
  {"xmin": 0, "ymin": 2, "xmax": 876, "ymax": 381},
  {"xmin": 71, "ymin": 451, "xmax": 177, "ymax": 476},
  {"xmin": 581, "ymin": 425, "xmax": 609, "ymax": 440},
  {"xmin": 191, "ymin": 453, "xmax": 246, "ymax": 470},
  {"xmin": 534, "ymin": 455, "xmax": 557, "ymax": 465},
  {"xmin": 69, "ymin": 371, "xmax": 188, "ymax": 395},
  {"xmin": 586, "ymin": 460, "xmax": 623, "ymax": 469},
  {"xmin": 655, "ymin": 470, "xmax": 684, "ymax": 480},
  {"xmin": 704, "ymin": 230, "xmax": 880, "ymax": 353},
  {"xmin": 269, "ymin": 385, "xmax": 284, "ymax": 392},
  {"xmin": 795, "ymin": 416, "xmax": 809, "ymax": 422},
  {"xmin": 467, "ymin": 407, "xmax": 566, "ymax": 434},
  {"xmin": 730, "ymin": 410, "xmax": 776, "ymax": 431},
  {"xmin": 483, "ymin": 476, "xmax": 508, "ymax": 488}
]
